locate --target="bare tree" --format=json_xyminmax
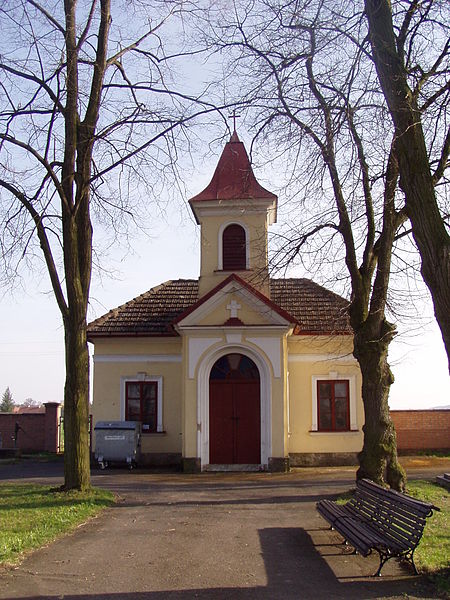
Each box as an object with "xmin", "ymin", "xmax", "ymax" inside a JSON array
[
  {"xmin": 364, "ymin": 0, "xmax": 450, "ymax": 371},
  {"xmin": 0, "ymin": 0, "xmax": 214, "ymax": 490},
  {"xmin": 204, "ymin": 0, "xmax": 448, "ymax": 488},
  {"xmin": 22, "ymin": 397, "xmax": 41, "ymax": 407}
]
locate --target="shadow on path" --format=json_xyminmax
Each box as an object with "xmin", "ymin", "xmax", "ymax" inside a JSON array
[{"xmin": 1, "ymin": 528, "xmax": 434, "ymax": 600}]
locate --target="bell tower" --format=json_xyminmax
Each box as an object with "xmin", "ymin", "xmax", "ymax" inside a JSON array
[{"xmin": 189, "ymin": 132, "xmax": 278, "ymax": 298}]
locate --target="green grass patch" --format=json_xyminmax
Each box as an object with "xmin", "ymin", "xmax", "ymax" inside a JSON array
[
  {"xmin": 0, "ymin": 483, "xmax": 114, "ymax": 566},
  {"xmin": 406, "ymin": 480, "xmax": 449, "ymax": 595},
  {"xmin": 412, "ymin": 451, "xmax": 450, "ymax": 458}
]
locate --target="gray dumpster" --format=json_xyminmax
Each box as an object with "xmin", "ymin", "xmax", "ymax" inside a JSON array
[{"xmin": 94, "ymin": 421, "xmax": 141, "ymax": 469}]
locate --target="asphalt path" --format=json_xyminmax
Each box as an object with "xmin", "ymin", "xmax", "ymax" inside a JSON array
[{"xmin": 0, "ymin": 457, "xmax": 448, "ymax": 600}]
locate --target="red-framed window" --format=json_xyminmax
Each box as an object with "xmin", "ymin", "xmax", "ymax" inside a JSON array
[
  {"xmin": 317, "ymin": 380, "xmax": 350, "ymax": 431},
  {"xmin": 126, "ymin": 381, "xmax": 157, "ymax": 432},
  {"xmin": 222, "ymin": 224, "xmax": 246, "ymax": 270}
]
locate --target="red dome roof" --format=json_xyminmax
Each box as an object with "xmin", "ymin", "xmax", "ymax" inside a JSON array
[{"xmin": 190, "ymin": 133, "xmax": 276, "ymax": 202}]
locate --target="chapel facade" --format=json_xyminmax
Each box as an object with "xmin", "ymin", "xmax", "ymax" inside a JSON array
[{"xmin": 88, "ymin": 132, "xmax": 364, "ymax": 471}]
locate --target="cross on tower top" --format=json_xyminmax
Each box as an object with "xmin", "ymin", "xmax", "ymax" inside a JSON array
[{"xmin": 228, "ymin": 109, "xmax": 241, "ymax": 133}]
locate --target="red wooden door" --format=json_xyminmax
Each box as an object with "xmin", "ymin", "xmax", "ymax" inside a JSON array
[
  {"xmin": 235, "ymin": 380, "xmax": 260, "ymax": 463},
  {"xmin": 209, "ymin": 380, "xmax": 260, "ymax": 464},
  {"xmin": 209, "ymin": 382, "xmax": 234, "ymax": 464}
]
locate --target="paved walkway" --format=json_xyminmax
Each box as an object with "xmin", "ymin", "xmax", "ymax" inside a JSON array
[{"xmin": 0, "ymin": 457, "xmax": 448, "ymax": 600}]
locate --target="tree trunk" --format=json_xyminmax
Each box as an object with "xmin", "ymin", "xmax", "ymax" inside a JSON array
[
  {"xmin": 63, "ymin": 306, "xmax": 91, "ymax": 491},
  {"xmin": 397, "ymin": 167, "xmax": 450, "ymax": 368},
  {"xmin": 60, "ymin": 192, "xmax": 92, "ymax": 491},
  {"xmin": 353, "ymin": 317, "xmax": 406, "ymax": 491},
  {"xmin": 61, "ymin": 189, "xmax": 92, "ymax": 491},
  {"xmin": 365, "ymin": 0, "xmax": 450, "ymax": 371}
]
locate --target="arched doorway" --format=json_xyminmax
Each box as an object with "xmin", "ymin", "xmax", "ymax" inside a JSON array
[{"xmin": 209, "ymin": 353, "xmax": 261, "ymax": 464}]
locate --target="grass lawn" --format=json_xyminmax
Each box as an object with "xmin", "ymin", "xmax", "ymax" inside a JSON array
[
  {"xmin": 0, "ymin": 483, "xmax": 114, "ymax": 566},
  {"xmin": 406, "ymin": 480, "xmax": 449, "ymax": 595}
]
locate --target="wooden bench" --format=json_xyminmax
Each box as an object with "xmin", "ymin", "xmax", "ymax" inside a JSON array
[{"xmin": 316, "ymin": 478, "xmax": 439, "ymax": 576}]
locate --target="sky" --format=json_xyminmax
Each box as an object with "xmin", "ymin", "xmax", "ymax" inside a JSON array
[
  {"xmin": 1, "ymin": 1, "xmax": 448, "ymax": 413},
  {"xmin": 1, "ymin": 146, "xmax": 449, "ymax": 411}
]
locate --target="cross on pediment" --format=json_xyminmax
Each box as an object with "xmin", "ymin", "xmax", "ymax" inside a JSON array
[{"xmin": 227, "ymin": 299, "xmax": 241, "ymax": 319}]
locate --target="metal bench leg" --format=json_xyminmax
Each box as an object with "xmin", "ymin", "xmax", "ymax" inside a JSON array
[
  {"xmin": 373, "ymin": 551, "xmax": 391, "ymax": 577},
  {"xmin": 406, "ymin": 549, "xmax": 419, "ymax": 576},
  {"xmin": 374, "ymin": 550, "xmax": 420, "ymax": 577}
]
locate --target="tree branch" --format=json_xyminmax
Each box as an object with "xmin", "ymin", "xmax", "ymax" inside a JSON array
[
  {"xmin": 26, "ymin": 0, "xmax": 65, "ymax": 34},
  {"xmin": 0, "ymin": 62, "xmax": 65, "ymax": 115},
  {"xmin": 76, "ymin": 0, "xmax": 97, "ymax": 52},
  {"xmin": 0, "ymin": 179, "xmax": 68, "ymax": 317},
  {"xmin": 0, "ymin": 134, "xmax": 68, "ymax": 209},
  {"xmin": 433, "ymin": 123, "xmax": 450, "ymax": 185}
]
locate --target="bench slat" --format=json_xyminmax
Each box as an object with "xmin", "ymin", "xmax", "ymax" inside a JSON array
[
  {"xmin": 357, "ymin": 479, "xmax": 437, "ymax": 515},
  {"xmin": 347, "ymin": 496, "xmax": 426, "ymax": 545}
]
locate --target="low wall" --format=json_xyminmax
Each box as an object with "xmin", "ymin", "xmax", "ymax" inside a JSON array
[
  {"xmin": 0, "ymin": 403, "xmax": 61, "ymax": 453},
  {"xmin": 390, "ymin": 409, "xmax": 450, "ymax": 453}
]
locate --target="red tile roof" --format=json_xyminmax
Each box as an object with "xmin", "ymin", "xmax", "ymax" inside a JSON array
[
  {"xmin": 189, "ymin": 133, "xmax": 276, "ymax": 202},
  {"xmin": 271, "ymin": 279, "xmax": 351, "ymax": 335},
  {"xmin": 87, "ymin": 278, "xmax": 351, "ymax": 338}
]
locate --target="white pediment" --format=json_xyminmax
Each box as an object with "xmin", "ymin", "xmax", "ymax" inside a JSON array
[{"xmin": 176, "ymin": 278, "xmax": 293, "ymax": 329}]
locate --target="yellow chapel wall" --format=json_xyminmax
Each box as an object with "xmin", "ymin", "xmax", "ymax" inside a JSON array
[
  {"xmin": 90, "ymin": 337, "xmax": 183, "ymax": 462},
  {"xmin": 286, "ymin": 334, "xmax": 364, "ymax": 462},
  {"xmin": 90, "ymin": 331, "xmax": 364, "ymax": 467}
]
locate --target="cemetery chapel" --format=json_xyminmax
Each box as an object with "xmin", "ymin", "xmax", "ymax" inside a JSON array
[{"xmin": 88, "ymin": 130, "xmax": 363, "ymax": 472}]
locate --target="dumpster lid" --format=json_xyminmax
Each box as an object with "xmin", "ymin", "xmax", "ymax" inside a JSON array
[{"xmin": 94, "ymin": 421, "xmax": 140, "ymax": 431}]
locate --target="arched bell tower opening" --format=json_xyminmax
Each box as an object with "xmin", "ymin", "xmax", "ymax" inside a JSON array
[
  {"xmin": 209, "ymin": 353, "xmax": 261, "ymax": 464},
  {"xmin": 222, "ymin": 224, "xmax": 247, "ymax": 271}
]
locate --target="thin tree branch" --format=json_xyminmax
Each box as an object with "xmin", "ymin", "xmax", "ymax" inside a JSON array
[
  {"xmin": 0, "ymin": 134, "xmax": 68, "ymax": 209},
  {"xmin": 432, "ymin": 124, "xmax": 450, "ymax": 185},
  {"xmin": 0, "ymin": 62, "xmax": 65, "ymax": 115},
  {"xmin": 26, "ymin": 0, "xmax": 65, "ymax": 34},
  {"xmin": 0, "ymin": 179, "xmax": 68, "ymax": 317}
]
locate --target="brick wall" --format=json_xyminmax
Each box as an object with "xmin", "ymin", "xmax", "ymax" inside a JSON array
[
  {"xmin": 0, "ymin": 403, "xmax": 61, "ymax": 453},
  {"xmin": 390, "ymin": 409, "xmax": 450, "ymax": 452}
]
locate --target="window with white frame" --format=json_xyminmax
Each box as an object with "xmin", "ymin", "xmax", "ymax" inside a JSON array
[
  {"xmin": 122, "ymin": 376, "xmax": 163, "ymax": 433},
  {"xmin": 222, "ymin": 223, "xmax": 247, "ymax": 270}
]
